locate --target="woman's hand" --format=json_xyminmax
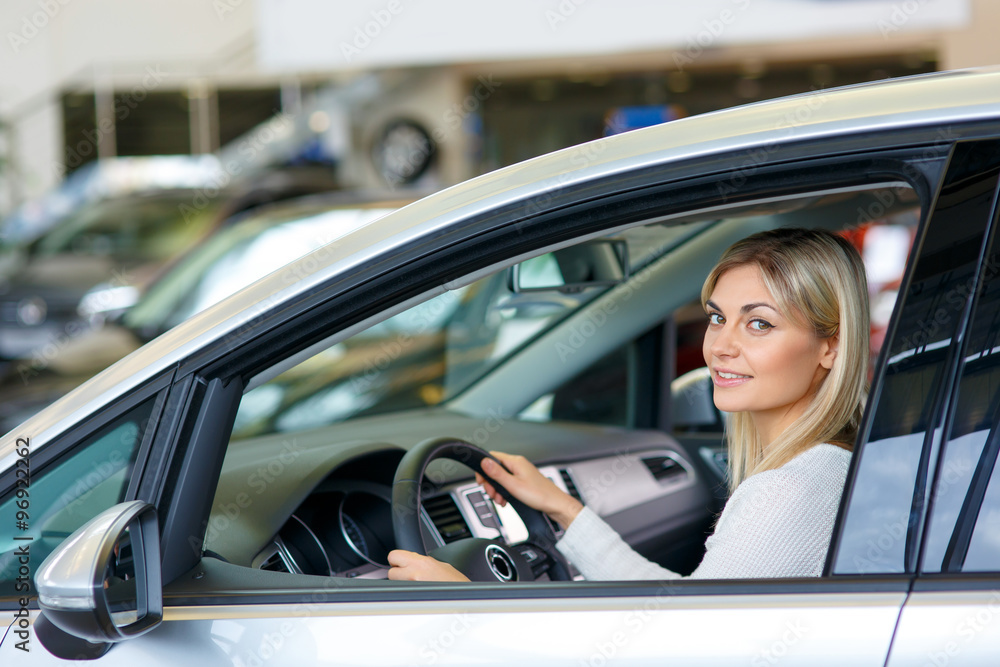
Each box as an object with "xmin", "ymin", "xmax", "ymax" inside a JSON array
[
  {"xmin": 387, "ymin": 550, "xmax": 470, "ymax": 582},
  {"xmin": 477, "ymin": 451, "xmax": 583, "ymax": 530}
]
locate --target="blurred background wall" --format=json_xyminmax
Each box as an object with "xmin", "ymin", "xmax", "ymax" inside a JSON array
[{"xmin": 0, "ymin": 0, "xmax": 996, "ymax": 218}]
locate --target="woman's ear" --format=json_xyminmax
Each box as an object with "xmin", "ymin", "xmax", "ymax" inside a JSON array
[{"xmin": 820, "ymin": 335, "xmax": 839, "ymax": 370}]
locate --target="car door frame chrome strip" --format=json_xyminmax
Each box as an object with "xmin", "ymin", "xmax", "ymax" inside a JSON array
[{"xmin": 159, "ymin": 591, "xmax": 908, "ymax": 621}]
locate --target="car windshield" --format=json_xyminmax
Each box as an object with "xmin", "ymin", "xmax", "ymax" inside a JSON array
[
  {"xmin": 124, "ymin": 202, "xmax": 399, "ymax": 335},
  {"xmin": 230, "ymin": 220, "xmax": 712, "ymax": 439}
]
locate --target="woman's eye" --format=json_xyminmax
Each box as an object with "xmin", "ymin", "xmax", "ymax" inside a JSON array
[
  {"xmin": 748, "ymin": 319, "xmax": 773, "ymax": 331},
  {"xmin": 708, "ymin": 312, "xmax": 724, "ymax": 325}
]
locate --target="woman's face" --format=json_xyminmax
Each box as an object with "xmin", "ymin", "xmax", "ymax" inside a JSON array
[{"xmin": 702, "ymin": 264, "xmax": 837, "ymax": 445}]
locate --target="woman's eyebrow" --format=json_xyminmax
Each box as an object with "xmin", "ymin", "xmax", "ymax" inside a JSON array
[
  {"xmin": 740, "ymin": 302, "xmax": 778, "ymax": 314},
  {"xmin": 704, "ymin": 299, "xmax": 777, "ymax": 314}
]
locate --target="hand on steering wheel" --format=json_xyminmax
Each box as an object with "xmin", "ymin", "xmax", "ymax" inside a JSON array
[
  {"xmin": 391, "ymin": 438, "xmax": 574, "ymax": 582},
  {"xmin": 387, "ymin": 549, "xmax": 469, "ymax": 582},
  {"xmin": 477, "ymin": 452, "xmax": 583, "ymax": 530}
]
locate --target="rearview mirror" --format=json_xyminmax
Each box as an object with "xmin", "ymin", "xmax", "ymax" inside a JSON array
[
  {"xmin": 509, "ymin": 239, "xmax": 629, "ymax": 293},
  {"xmin": 34, "ymin": 501, "xmax": 162, "ymax": 658}
]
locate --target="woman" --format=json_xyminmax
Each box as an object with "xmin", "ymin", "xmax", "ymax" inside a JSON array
[{"xmin": 388, "ymin": 227, "xmax": 869, "ymax": 581}]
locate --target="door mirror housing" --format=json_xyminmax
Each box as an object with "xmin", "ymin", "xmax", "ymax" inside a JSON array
[
  {"xmin": 35, "ymin": 501, "xmax": 162, "ymax": 654},
  {"xmin": 510, "ymin": 239, "xmax": 629, "ymax": 293}
]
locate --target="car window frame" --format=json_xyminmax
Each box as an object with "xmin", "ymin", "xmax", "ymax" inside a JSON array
[
  {"xmin": 0, "ymin": 372, "xmax": 173, "ymax": 500},
  {"xmin": 1, "ymin": 124, "xmax": 952, "ymax": 620},
  {"xmin": 910, "ymin": 139, "xmax": 1000, "ymax": 587},
  {"xmin": 135, "ymin": 147, "xmax": 960, "ymax": 603}
]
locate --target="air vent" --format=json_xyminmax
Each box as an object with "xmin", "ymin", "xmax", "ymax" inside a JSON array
[
  {"xmin": 559, "ymin": 469, "xmax": 582, "ymax": 502},
  {"xmin": 423, "ymin": 494, "xmax": 471, "ymax": 543},
  {"xmin": 258, "ymin": 548, "xmax": 291, "ymax": 573},
  {"xmin": 641, "ymin": 455, "xmax": 686, "ymax": 483}
]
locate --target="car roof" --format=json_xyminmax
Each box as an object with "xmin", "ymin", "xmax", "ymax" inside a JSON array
[{"xmin": 5, "ymin": 66, "xmax": 1000, "ymax": 454}]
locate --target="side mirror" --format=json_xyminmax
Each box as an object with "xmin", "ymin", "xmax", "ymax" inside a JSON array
[
  {"xmin": 35, "ymin": 501, "xmax": 162, "ymax": 657},
  {"xmin": 509, "ymin": 240, "xmax": 629, "ymax": 293}
]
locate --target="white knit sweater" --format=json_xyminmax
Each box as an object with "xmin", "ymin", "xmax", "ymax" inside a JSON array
[{"xmin": 555, "ymin": 443, "xmax": 852, "ymax": 580}]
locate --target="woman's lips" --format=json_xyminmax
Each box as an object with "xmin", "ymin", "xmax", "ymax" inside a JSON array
[{"xmin": 713, "ymin": 369, "xmax": 752, "ymax": 387}]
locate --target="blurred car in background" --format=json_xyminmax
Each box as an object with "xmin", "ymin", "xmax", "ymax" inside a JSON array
[
  {"xmin": 0, "ymin": 194, "xmax": 408, "ymax": 432},
  {"xmin": 0, "ymin": 189, "xmax": 225, "ymax": 361},
  {"xmin": 0, "ymin": 156, "xmax": 225, "ymax": 249},
  {"xmin": 0, "ymin": 165, "xmax": 344, "ymax": 364}
]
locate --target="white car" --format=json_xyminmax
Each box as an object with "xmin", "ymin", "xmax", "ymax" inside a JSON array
[{"xmin": 3, "ymin": 67, "xmax": 1000, "ymax": 665}]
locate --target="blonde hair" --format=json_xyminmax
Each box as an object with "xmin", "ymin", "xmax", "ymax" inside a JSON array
[{"xmin": 700, "ymin": 227, "xmax": 869, "ymax": 493}]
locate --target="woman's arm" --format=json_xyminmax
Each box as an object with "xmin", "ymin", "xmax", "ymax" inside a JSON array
[
  {"xmin": 477, "ymin": 452, "xmax": 583, "ymax": 529},
  {"xmin": 556, "ymin": 506, "xmax": 683, "ymax": 580},
  {"xmin": 388, "ymin": 450, "xmax": 585, "ymax": 581},
  {"xmin": 387, "ymin": 450, "xmax": 684, "ymax": 582},
  {"xmin": 481, "ymin": 451, "xmax": 683, "ymax": 580},
  {"xmin": 388, "ymin": 444, "xmax": 850, "ymax": 582}
]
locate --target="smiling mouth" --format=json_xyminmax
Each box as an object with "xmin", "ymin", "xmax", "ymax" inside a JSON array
[{"xmin": 717, "ymin": 371, "xmax": 751, "ymax": 380}]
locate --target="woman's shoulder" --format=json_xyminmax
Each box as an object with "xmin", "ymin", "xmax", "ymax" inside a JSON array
[
  {"xmin": 735, "ymin": 443, "xmax": 851, "ymax": 500},
  {"xmin": 786, "ymin": 441, "xmax": 852, "ymax": 462},
  {"xmin": 715, "ymin": 444, "xmax": 850, "ymax": 534},
  {"xmin": 785, "ymin": 442, "xmax": 852, "ymax": 478},
  {"xmin": 708, "ymin": 444, "xmax": 852, "ymax": 577}
]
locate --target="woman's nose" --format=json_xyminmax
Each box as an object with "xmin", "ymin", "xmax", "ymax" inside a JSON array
[{"xmin": 708, "ymin": 325, "xmax": 738, "ymax": 358}]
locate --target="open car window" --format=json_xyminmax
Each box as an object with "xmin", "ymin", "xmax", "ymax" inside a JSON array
[{"xmin": 207, "ymin": 181, "xmax": 923, "ymax": 582}]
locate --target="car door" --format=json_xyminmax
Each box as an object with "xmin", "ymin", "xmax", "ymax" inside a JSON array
[
  {"xmin": 16, "ymin": 157, "xmax": 949, "ymax": 666},
  {"xmin": 4, "ymin": 97, "xmax": 998, "ymax": 665}
]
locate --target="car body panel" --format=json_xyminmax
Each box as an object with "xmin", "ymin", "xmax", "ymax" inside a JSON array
[
  {"xmin": 886, "ymin": 590, "xmax": 1000, "ymax": 665},
  {"xmin": 3, "ymin": 590, "xmax": 905, "ymax": 666}
]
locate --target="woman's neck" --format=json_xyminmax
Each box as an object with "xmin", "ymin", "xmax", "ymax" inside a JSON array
[{"xmin": 750, "ymin": 392, "xmax": 816, "ymax": 452}]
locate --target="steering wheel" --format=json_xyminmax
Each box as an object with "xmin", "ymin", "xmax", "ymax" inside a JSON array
[{"xmin": 392, "ymin": 437, "xmax": 573, "ymax": 582}]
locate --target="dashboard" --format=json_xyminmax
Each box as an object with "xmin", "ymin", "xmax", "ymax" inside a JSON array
[
  {"xmin": 247, "ymin": 441, "xmax": 706, "ymax": 580},
  {"xmin": 252, "ymin": 478, "xmax": 396, "ymax": 578}
]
